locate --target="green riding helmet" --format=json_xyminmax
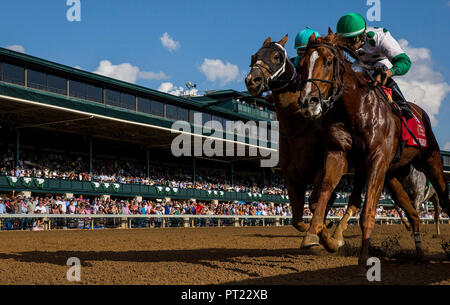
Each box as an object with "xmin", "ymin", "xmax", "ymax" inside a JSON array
[
  {"xmin": 336, "ymin": 13, "xmax": 366, "ymax": 37},
  {"xmin": 294, "ymin": 27, "xmax": 321, "ymax": 49}
]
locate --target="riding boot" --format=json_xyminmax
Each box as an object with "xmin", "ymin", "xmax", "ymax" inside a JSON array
[{"xmin": 386, "ymin": 78, "xmax": 413, "ymax": 119}]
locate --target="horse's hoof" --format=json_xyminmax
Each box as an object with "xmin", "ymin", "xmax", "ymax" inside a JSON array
[
  {"xmin": 320, "ymin": 236, "xmax": 339, "ymax": 253},
  {"xmin": 432, "ymin": 234, "xmax": 440, "ymax": 239},
  {"xmin": 300, "ymin": 233, "xmax": 320, "ymax": 249},
  {"xmin": 336, "ymin": 238, "xmax": 345, "ymax": 248}
]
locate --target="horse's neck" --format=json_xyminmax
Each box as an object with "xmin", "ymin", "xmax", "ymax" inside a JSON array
[
  {"xmin": 273, "ymin": 90, "xmax": 312, "ymax": 137},
  {"xmin": 340, "ymin": 64, "xmax": 394, "ymax": 131}
]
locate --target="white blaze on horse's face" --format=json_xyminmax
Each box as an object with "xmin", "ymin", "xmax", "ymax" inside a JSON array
[
  {"xmin": 300, "ymin": 50, "xmax": 323, "ymax": 118},
  {"xmin": 305, "ymin": 51, "xmax": 319, "ymax": 97}
]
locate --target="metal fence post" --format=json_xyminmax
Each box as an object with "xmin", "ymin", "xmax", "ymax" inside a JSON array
[
  {"xmin": 234, "ymin": 217, "xmax": 239, "ymax": 227},
  {"xmin": 184, "ymin": 217, "xmax": 190, "ymax": 228}
]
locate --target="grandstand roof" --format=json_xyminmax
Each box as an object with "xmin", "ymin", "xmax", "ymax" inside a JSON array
[{"xmin": 0, "ymin": 47, "xmax": 276, "ymax": 162}]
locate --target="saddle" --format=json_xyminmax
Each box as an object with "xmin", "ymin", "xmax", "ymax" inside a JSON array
[{"xmin": 380, "ymin": 86, "xmax": 428, "ymax": 149}]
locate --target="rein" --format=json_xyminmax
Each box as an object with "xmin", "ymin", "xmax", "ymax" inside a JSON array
[{"xmin": 301, "ymin": 43, "xmax": 346, "ymax": 114}]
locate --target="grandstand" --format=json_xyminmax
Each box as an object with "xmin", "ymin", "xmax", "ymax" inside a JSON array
[{"xmin": 0, "ymin": 46, "xmax": 449, "ymax": 227}]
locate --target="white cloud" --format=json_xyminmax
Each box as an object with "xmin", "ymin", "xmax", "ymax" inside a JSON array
[
  {"xmin": 199, "ymin": 58, "xmax": 240, "ymax": 86},
  {"xmin": 396, "ymin": 39, "xmax": 450, "ymax": 126},
  {"xmin": 93, "ymin": 60, "xmax": 169, "ymax": 83},
  {"xmin": 5, "ymin": 45, "xmax": 25, "ymax": 53},
  {"xmin": 160, "ymin": 32, "xmax": 180, "ymax": 52},
  {"xmin": 444, "ymin": 142, "xmax": 450, "ymax": 151},
  {"xmin": 158, "ymin": 82, "xmax": 199, "ymax": 97}
]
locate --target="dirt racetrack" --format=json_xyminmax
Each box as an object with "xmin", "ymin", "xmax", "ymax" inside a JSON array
[{"xmin": 0, "ymin": 224, "xmax": 449, "ymax": 285}]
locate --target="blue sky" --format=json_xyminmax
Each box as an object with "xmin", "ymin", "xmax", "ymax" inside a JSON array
[{"xmin": 0, "ymin": 0, "xmax": 449, "ymax": 148}]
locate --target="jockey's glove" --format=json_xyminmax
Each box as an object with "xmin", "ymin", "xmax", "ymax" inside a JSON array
[{"xmin": 373, "ymin": 69, "xmax": 393, "ymax": 87}]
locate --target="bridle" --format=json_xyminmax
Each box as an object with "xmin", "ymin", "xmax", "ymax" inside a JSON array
[
  {"xmin": 250, "ymin": 43, "xmax": 299, "ymax": 93},
  {"xmin": 301, "ymin": 43, "xmax": 346, "ymax": 115}
]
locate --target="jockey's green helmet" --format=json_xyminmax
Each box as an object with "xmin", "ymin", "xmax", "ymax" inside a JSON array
[
  {"xmin": 294, "ymin": 27, "xmax": 320, "ymax": 49},
  {"xmin": 336, "ymin": 13, "xmax": 366, "ymax": 37}
]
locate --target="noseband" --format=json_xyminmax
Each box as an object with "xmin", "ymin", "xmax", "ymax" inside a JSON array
[{"xmin": 302, "ymin": 43, "xmax": 346, "ymax": 114}]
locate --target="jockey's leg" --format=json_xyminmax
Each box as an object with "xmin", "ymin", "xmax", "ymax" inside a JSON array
[{"xmin": 386, "ymin": 78, "xmax": 413, "ymax": 119}]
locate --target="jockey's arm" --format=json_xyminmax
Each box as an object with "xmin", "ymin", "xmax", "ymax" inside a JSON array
[
  {"xmin": 390, "ymin": 53, "xmax": 411, "ymax": 76},
  {"xmin": 378, "ymin": 30, "xmax": 412, "ymax": 76}
]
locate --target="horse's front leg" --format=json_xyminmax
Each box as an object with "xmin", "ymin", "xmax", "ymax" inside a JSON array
[
  {"xmin": 286, "ymin": 178, "xmax": 308, "ymax": 232},
  {"xmin": 332, "ymin": 171, "xmax": 365, "ymax": 248},
  {"xmin": 359, "ymin": 154, "xmax": 388, "ymax": 268},
  {"xmin": 301, "ymin": 150, "xmax": 347, "ymax": 251}
]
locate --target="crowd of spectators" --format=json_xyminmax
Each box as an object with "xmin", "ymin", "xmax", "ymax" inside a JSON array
[
  {"xmin": 0, "ymin": 148, "xmax": 290, "ymax": 195},
  {"xmin": 0, "ymin": 194, "xmax": 445, "ymax": 218},
  {"xmin": 0, "ymin": 193, "xmax": 446, "ymax": 231},
  {"xmin": 0, "ymin": 195, "xmax": 292, "ymax": 217},
  {"xmin": 1, "ymin": 147, "xmax": 398, "ymax": 201}
]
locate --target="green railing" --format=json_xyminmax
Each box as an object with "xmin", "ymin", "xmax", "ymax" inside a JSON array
[
  {"xmin": 0, "ymin": 176, "xmax": 408, "ymax": 206},
  {"xmin": 0, "ymin": 176, "xmax": 290, "ymax": 203}
]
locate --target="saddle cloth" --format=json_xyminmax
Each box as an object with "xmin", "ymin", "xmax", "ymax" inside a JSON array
[
  {"xmin": 401, "ymin": 115, "xmax": 428, "ymax": 148},
  {"xmin": 380, "ymin": 86, "xmax": 428, "ymax": 148}
]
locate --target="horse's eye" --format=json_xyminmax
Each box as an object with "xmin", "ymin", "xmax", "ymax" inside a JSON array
[{"xmin": 327, "ymin": 59, "xmax": 333, "ymax": 66}]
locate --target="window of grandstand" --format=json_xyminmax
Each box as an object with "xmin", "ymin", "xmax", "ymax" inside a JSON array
[
  {"xmin": 178, "ymin": 107, "xmax": 189, "ymax": 121},
  {"xmin": 151, "ymin": 100, "xmax": 164, "ymax": 117},
  {"xmin": 27, "ymin": 69, "xmax": 46, "ymax": 90},
  {"xmin": 105, "ymin": 89, "xmax": 121, "ymax": 107},
  {"xmin": 189, "ymin": 110, "xmax": 202, "ymax": 125},
  {"xmin": 2, "ymin": 63, "xmax": 24, "ymax": 85},
  {"xmin": 47, "ymin": 74, "xmax": 67, "ymax": 95},
  {"xmin": 137, "ymin": 97, "xmax": 151, "ymax": 114},
  {"xmin": 443, "ymin": 155, "xmax": 450, "ymax": 167},
  {"xmin": 86, "ymin": 84, "xmax": 103, "ymax": 103},
  {"xmin": 166, "ymin": 104, "xmax": 177, "ymax": 120},
  {"xmin": 69, "ymin": 79, "xmax": 87, "ymax": 99},
  {"xmin": 212, "ymin": 115, "xmax": 225, "ymax": 130},
  {"xmin": 121, "ymin": 93, "xmax": 136, "ymax": 111}
]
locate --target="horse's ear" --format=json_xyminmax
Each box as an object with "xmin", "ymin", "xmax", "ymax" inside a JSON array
[
  {"xmin": 328, "ymin": 27, "xmax": 334, "ymax": 36},
  {"xmin": 308, "ymin": 33, "xmax": 317, "ymax": 45},
  {"xmin": 263, "ymin": 37, "xmax": 272, "ymax": 46},
  {"xmin": 278, "ymin": 34, "xmax": 288, "ymax": 47}
]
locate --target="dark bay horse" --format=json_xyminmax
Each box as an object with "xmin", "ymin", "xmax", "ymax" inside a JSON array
[
  {"xmin": 245, "ymin": 35, "xmax": 338, "ymax": 241},
  {"xmin": 297, "ymin": 29, "xmax": 449, "ymax": 266}
]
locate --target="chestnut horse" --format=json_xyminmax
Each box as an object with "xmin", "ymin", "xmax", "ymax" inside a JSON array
[
  {"xmin": 245, "ymin": 35, "xmax": 338, "ymax": 241},
  {"xmin": 245, "ymin": 35, "xmax": 444, "ymax": 253},
  {"xmin": 298, "ymin": 29, "xmax": 449, "ymax": 266}
]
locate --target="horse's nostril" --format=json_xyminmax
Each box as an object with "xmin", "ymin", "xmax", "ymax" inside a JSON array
[{"xmin": 310, "ymin": 97, "xmax": 319, "ymax": 105}]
